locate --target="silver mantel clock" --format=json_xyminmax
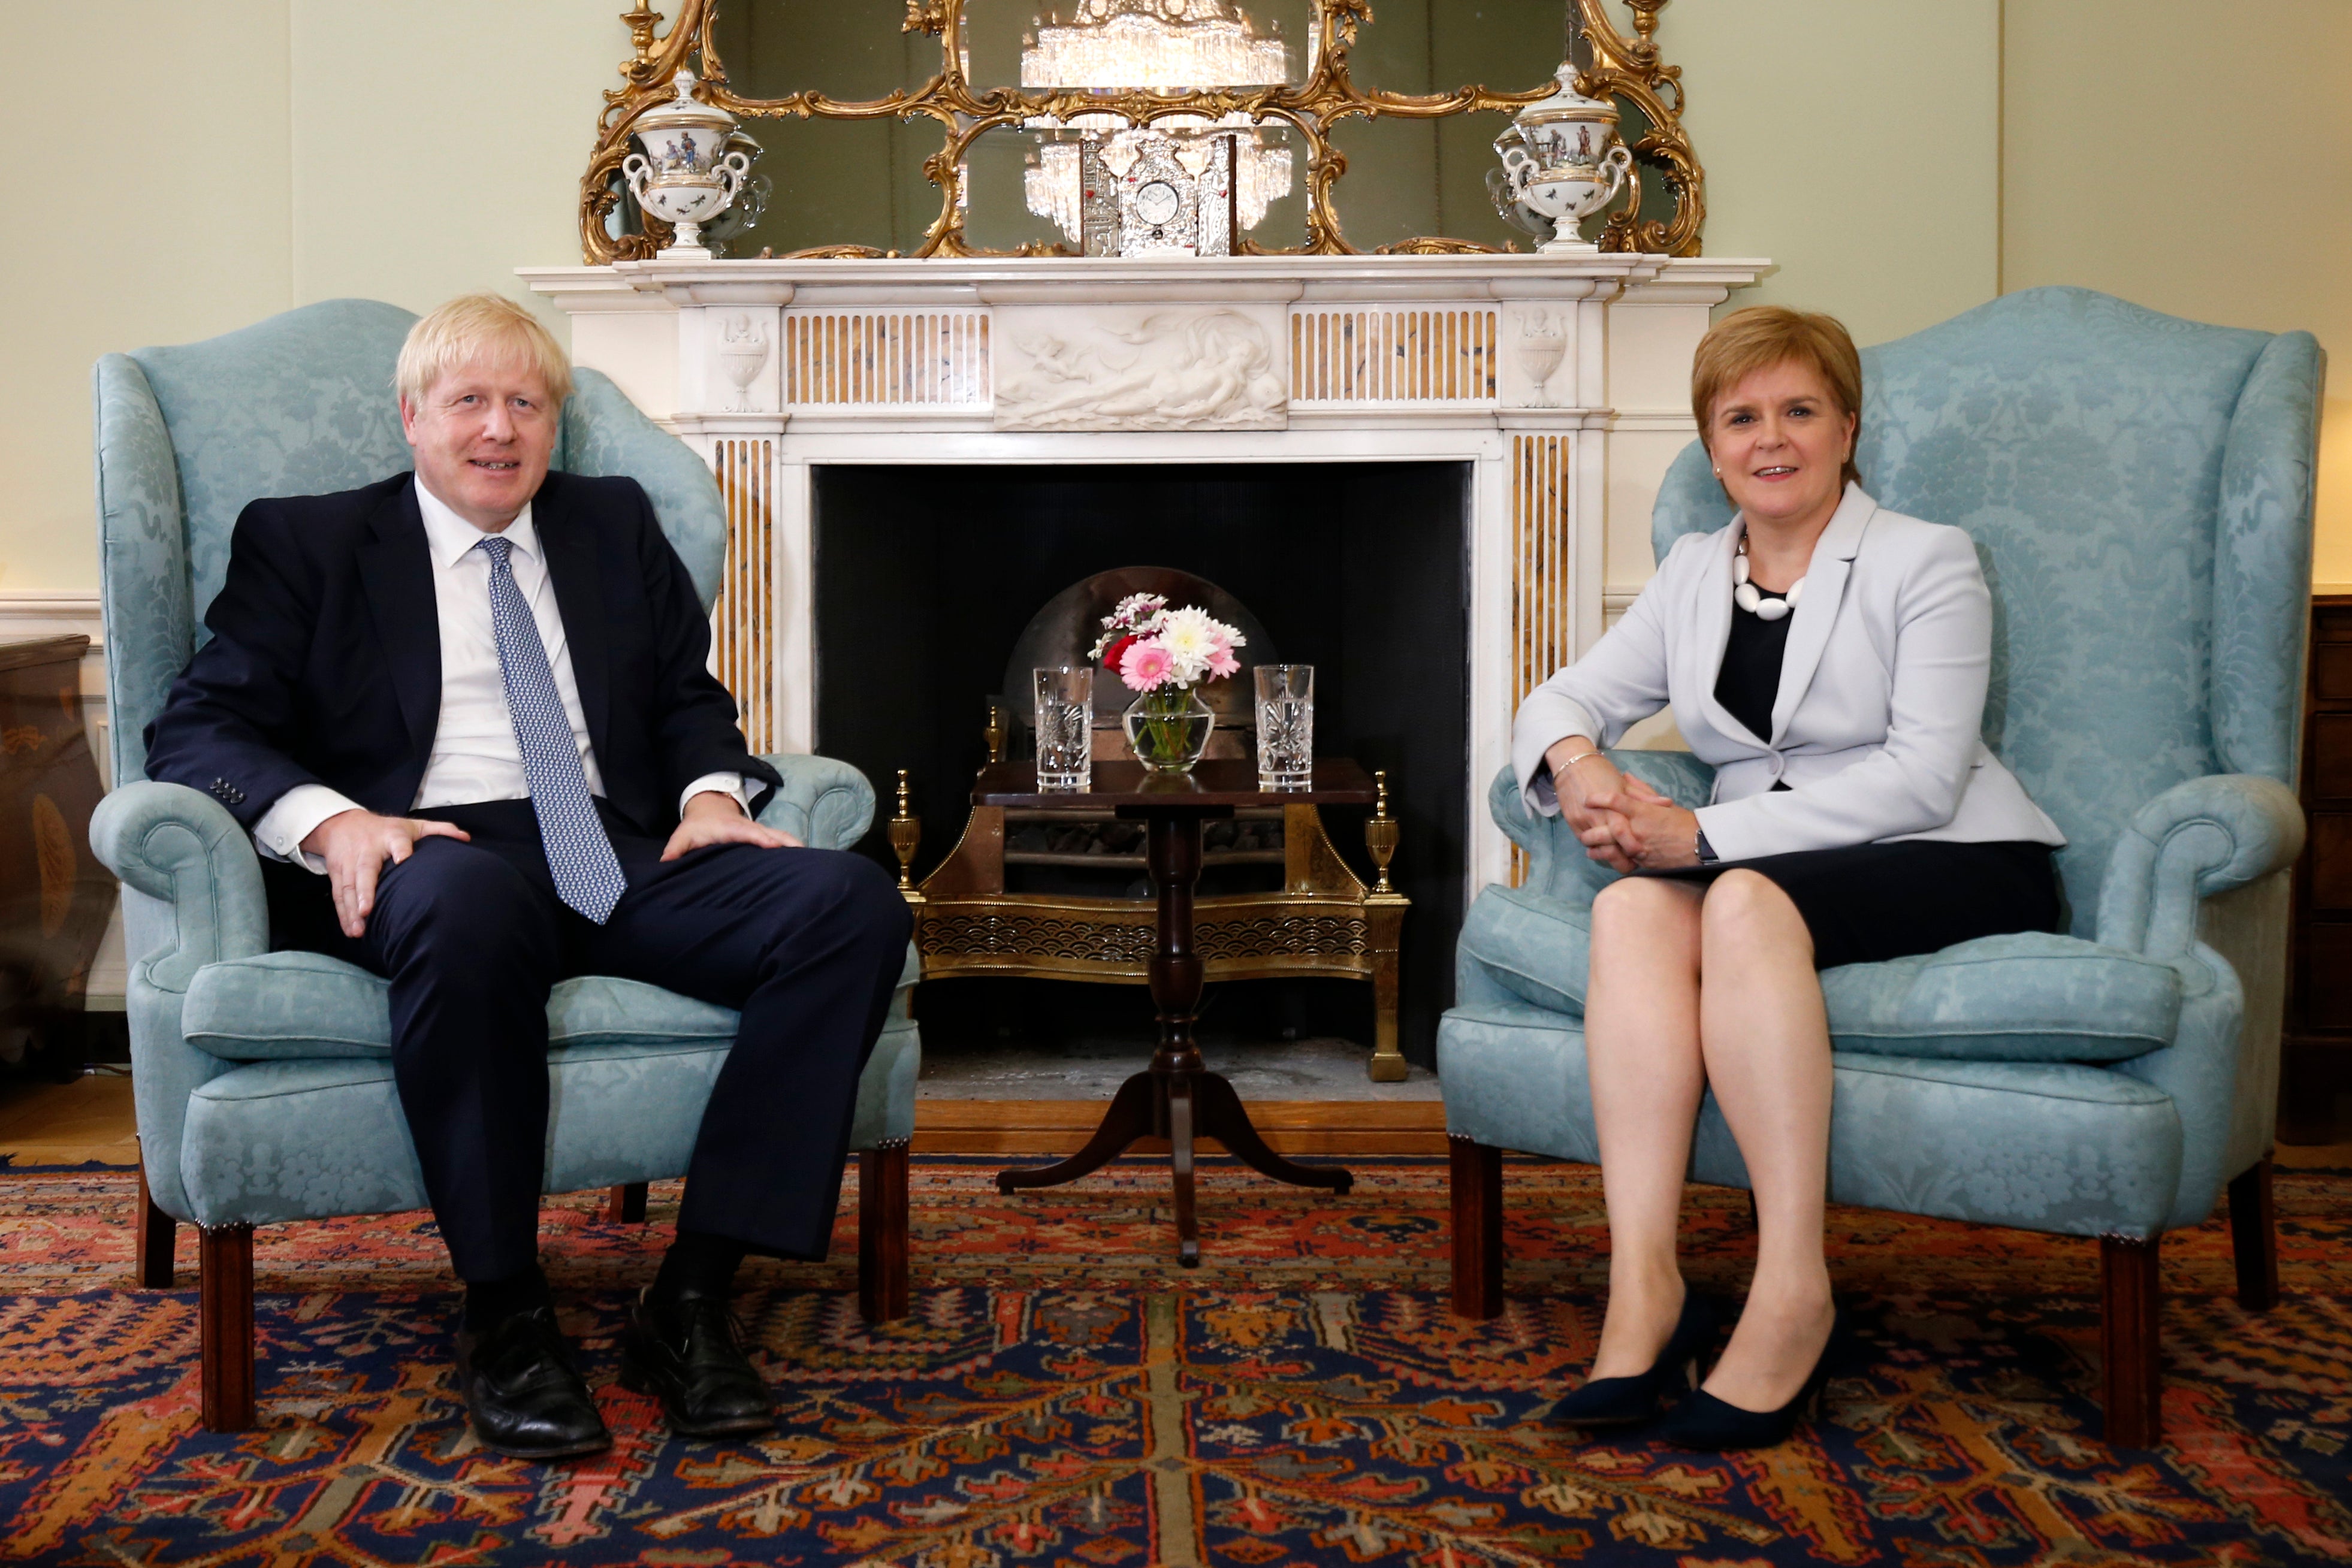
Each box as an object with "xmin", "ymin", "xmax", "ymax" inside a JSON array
[{"xmin": 1078, "ymin": 132, "xmax": 1238, "ymax": 258}]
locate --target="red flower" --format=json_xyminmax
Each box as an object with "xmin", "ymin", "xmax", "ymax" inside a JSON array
[{"xmin": 1103, "ymin": 633, "xmax": 1139, "ymax": 673}]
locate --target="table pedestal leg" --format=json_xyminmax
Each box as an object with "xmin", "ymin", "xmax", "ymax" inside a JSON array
[
  {"xmin": 1168, "ymin": 1077, "xmax": 1198, "ymax": 1267},
  {"xmin": 995, "ymin": 806, "xmax": 1354, "ymax": 1264},
  {"xmin": 998, "ymin": 1073, "xmax": 1157, "ymax": 1194},
  {"xmin": 1189, "ymin": 1072, "xmax": 1351, "ymax": 1196}
]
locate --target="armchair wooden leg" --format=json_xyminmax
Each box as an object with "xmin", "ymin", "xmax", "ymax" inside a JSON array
[
  {"xmin": 135, "ymin": 1150, "xmax": 177, "ymax": 1289},
  {"xmin": 604, "ymin": 1183, "xmax": 649, "ymax": 1223},
  {"xmin": 2099, "ymin": 1234, "xmax": 2163, "ymax": 1448},
  {"xmin": 859, "ymin": 1141, "xmax": 910, "ymax": 1324},
  {"xmin": 1448, "ymin": 1135, "xmax": 1503, "ymax": 1319},
  {"xmin": 200, "ymin": 1224, "xmax": 256, "ymax": 1433},
  {"xmin": 2227, "ymin": 1157, "xmax": 2280, "ymax": 1312}
]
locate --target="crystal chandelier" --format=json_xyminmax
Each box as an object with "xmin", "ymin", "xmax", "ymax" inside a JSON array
[{"xmin": 1020, "ymin": 0, "xmax": 1298, "ymax": 246}]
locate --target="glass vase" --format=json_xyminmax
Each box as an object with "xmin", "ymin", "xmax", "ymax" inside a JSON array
[{"xmin": 1123, "ymin": 686, "xmax": 1215, "ymax": 775}]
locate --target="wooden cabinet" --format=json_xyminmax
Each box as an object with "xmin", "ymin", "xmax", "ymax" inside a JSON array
[
  {"xmin": 0, "ymin": 635, "xmax": 112, "ymax": 1080},
  {"xmin": 2285, "ymin": 594, "xmax": 2352, "ymax": 1140}
]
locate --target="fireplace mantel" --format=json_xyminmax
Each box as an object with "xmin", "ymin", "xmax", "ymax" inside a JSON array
[{"xmin": 523, "ymin": 252, "xmax": 1769, "ymax": 892}]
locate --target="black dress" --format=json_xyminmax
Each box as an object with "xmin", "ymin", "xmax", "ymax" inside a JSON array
[{"xmin": 1643, "ymin": 594, "xmax": 2064, "ymax": 971}]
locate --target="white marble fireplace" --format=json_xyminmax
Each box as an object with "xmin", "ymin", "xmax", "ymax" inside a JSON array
[{"xmin": 521, "ymin": 252, "xmax": 1767, "ymax": 892}]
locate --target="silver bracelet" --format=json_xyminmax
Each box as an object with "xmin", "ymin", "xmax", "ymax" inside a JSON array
[{"xmin": 1559, "ymin": 750, "xmax": 1600, "ymax": 769}]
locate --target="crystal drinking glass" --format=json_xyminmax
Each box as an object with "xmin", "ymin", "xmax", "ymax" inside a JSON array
[
  {"xmin": 1254, "ymin": 664, "xmax": 1314, "ymax": 790},
  {"xmin": 1034, "ymin": 666, "xmax": 1094, "ymax": 791}
]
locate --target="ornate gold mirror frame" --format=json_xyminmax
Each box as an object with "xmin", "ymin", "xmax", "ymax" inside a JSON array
[{"xmin": 583, "ymin": 0, "xmax": 1703, "ymax": 261}]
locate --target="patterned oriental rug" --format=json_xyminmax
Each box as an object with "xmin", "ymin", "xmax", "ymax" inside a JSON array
[{"xmin": 2, "ymin": 1156, "xmax": 2348, "ymax": 1567}]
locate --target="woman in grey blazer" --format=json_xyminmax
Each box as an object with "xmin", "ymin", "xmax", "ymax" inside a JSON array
[{"xmin": 1511, "ymin": 307, "xmax": 2066, "ymax": 1450}]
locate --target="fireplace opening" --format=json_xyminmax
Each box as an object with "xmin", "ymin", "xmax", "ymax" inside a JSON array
[{"xmin": 814, "ymin": 461, "xmax": 1469, "ymax": 1071}]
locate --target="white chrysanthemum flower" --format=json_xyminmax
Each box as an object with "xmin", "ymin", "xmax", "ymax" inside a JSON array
[{"xmin": 1110, "ymin": 593, "xmax": 1168, "ymax": 632}]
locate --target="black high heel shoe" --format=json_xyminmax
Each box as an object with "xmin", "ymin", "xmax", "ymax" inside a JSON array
[
  {"xmin": 1554, "ymin": 1290, "xmax": 1720, "ymax": 1427},
  {"xmin": 1656, "ymin": 1304, "xmax": 1844, "ymax": 1451}
]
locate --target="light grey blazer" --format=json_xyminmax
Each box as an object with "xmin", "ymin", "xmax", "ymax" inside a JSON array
[{"xmin": 1512, "ymin": 482, "xmax": 2065, "ymax": 862}]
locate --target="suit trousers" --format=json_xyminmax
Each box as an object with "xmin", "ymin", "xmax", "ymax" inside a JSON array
[{"xmin": 262, "ymin": 798, "xmax": 914, "ymax": 1282}]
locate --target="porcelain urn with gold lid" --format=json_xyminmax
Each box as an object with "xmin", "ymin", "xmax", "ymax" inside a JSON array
[
  {"xmin": 622, "ymin": 70, "xmax": 758, "ymax": 259},
  {"xmin": 1489, "ymin": 64, "xmax": 1635, "ymax": 253}
]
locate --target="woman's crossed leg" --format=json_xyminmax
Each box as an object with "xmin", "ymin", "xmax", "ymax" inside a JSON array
[{"xmin": 1584, "ymin": 869, "xmax": 1838, "ymax": 1410}]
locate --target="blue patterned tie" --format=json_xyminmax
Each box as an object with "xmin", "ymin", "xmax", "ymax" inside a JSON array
[{"xmin": 475, "ymin": 535, "xmax": 628, "ymax": 923}]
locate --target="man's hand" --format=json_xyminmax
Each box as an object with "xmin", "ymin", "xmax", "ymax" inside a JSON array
[
  {"xmin": 662, "ymin": 789, "xmax": 803, "ymax": 862},
  {"xmin": 300, "ymin": 809, "xmax": 473, "ymax": 939}
]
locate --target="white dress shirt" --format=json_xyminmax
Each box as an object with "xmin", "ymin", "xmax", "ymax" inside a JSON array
[{"xmin": 253, "ymin": 478, "xmax": 744, "ymax": 871}]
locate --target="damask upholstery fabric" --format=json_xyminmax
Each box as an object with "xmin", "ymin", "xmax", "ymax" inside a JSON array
[
  {"xmin": 129, "ymin": 300, "xmax": 418, "ymax": 656},
  {"xmin": 89, "ymin": 298, "xmax": 918, "ymax": 1231},
  {"xmin": 184, "ymin": 956, "xmax": 738, "ymax": 1062},
  {"xmin": 2213, "ymin": 334, "xmax": 2326, "ymax": 783},
  {"xmin": 92, "ymin": 356, "xmax": 196, "ymax": 788},
  {"xmin": 184, "ymin": 942, "xmax": 922, "ymax": 1065},
  {"xmin": 558, "ymin": 368, "xmax": 729, "ymax": 609},
  {"xmin": 1814, "ymin": 933, "xmax": 2179, "ymax": 1063},
  {"xmin": 176, "ymin": 1025, "xmax": 920, "ymax": 1228},
  {"xmin": 1445, "ymin": 287, "xmax": 2315, "ymax": 1243},
  {"xmin": 92, "ymin": 303, "xmax": 738, "ymax": 784},
  {"xmin": 91, "ymin": 784, "xmax": 269, "ymax": 1223},
  {"xmin": 1437, "ymin": 1004, "xmax": 2183, "ymax": 1238},
  {"xmin": 1650, "ymin": 287, "xmax": 2312, "ymax": 927},
  {"xmin": 1456, "ymin": 832, "xmax": 2185, "ymax": 1065},
  {"xmin": 96, "ymin": 750, "xmax": 911, "ymax": 1226}
]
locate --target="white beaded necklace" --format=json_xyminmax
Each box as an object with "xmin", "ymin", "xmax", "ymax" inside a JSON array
[{"xmin": 1732, "ymin": 537, "xmax": 1804, "ymax": 621}]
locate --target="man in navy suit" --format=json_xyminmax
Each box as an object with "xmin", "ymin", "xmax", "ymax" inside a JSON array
[{"xmin": 145, "ymin": 294, "xmax": 913, "ymax": 1459}]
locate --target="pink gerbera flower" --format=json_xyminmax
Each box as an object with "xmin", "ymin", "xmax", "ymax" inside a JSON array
[
  {"xmin": 1204, "ymin": 632, "xmax": 1241, "ymax": 680},
  {"xmin": 1120, "ymin": 638, "xmax": 1176, "ymax": 692}
]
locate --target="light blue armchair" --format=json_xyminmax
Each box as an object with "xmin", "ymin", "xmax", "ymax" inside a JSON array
[
  {"xmin": 1438, "ymin": 287, "xmax": 2317, "ymax": 1448},
  {"xmin": 87, "ymin": 300, "xmax": 921, "ymax": 1433}
]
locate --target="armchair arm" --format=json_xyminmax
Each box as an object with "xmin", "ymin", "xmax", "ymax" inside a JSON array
[
  {"xmin": 2094, "ymin": 773, "xmax": 2305, "ymax": 962},
  {"xmin": 90, "ymin": 781, "xmax": 271, "ymax": 988},
  {"xmin": 1489, "ymin": 749, "xmax": 1716, "ymax": 906},
  {"xmin": 2095, "ymin": 773, "xmax": 2305, "ymax": 1231},
  {"xmin": 753, "ymin": 754, "xmax": 877, "ymax": 853},
  {"xmin": 87, "ymin": 781, "xmax": 273, "ymax": 1222}
]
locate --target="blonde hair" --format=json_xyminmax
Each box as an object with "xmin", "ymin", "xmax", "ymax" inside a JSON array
[
  {"xmin": 1691, "ymin": 306, "xmax": 1863, "ymax": 490},
  {"xmin": 395, "ymin": 292, "xmax": 573, "ymax": 410}
]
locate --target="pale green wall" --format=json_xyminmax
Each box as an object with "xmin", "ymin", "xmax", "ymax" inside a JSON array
[
  {"xmin": 5, "ymin": 1, "xmax": 2347, "ymax": 591},
  {"xmin": 0, "ymin": 0, "xmax": 624, "ymax": 593},
  {"xmin": 1677, "ymin": 0, "xmax": 2003, "ymax": 348},
  {"xmin": 2002, "ymin": 0, "xmax": 2352, "ymax": 587},
  {"xmin": 0, "ymin": 1, "xmax": 293, "ymax": 593}
]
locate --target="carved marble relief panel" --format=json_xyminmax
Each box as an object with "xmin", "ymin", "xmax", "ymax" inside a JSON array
[{"xmin": 992, "ymin": 306, "xmax": 1289, "ymax": 430}]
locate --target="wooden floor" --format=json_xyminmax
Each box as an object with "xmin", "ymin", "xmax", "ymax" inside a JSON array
[
  {"xmin": 0, "ymin": 1074, "xmax": 140, "ymax": 1167},
  {"xmin": 0, "ymin": 1073, "xmax": 1450, "ymax": 1165},
  {"xmin": 911, "ymin": 1097, "xmax": 1447, "ymax": 1156},
  {"xmin": 7, "ymin": 1073, "xmax": 2347, "ymax": 1169}
]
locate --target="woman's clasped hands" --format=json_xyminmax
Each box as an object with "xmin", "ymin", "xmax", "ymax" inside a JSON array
[{"xmin": 1542, "ymin": 737, "xmax": 1702, "ymax": 873}]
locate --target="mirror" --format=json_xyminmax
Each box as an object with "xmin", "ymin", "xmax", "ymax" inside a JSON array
[
  {"xmin": 970, "ymin": 0, "xmax": 1318, "ymax": 92},
  {"xmin": 582, "ymin": 0, "xmax": 1703, "ymax": 261}
]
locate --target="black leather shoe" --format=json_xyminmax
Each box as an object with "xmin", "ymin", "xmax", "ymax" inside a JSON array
[
  {"xmin": 619, "ymin": 1290, "xmax": 775, "ymax": 1438},
  {"xmin": 1556, "ymin": 1289, "xmax": 1720, "ymax": 1428},
  {"xmin": 454, "ymin": 1306, "xmax": 611, "ymax": 1460},
  {"xmin": 1657, "ymin": 1305, "xmax": 1844, "ymax": 1451}
]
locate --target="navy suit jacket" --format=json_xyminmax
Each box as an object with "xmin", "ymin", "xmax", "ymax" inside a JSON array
[{"xmin": 145, "ymin": 470, "xmax": 780, "ymax": 842}]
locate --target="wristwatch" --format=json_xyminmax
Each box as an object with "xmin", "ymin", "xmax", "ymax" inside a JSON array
[{"xmin": 1695, "ymin": 828, "xmax": 1719, "ymax": 865}]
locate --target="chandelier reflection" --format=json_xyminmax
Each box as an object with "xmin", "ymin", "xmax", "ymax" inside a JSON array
[{"xmin": 1020, "ymin": 0, "xmax": 1299, "ymax": 248}]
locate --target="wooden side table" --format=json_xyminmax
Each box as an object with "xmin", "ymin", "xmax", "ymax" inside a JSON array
[{"xmin": 974, "ymin": 759, "xmax": 1378, "ymax": 1265}]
